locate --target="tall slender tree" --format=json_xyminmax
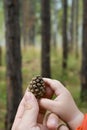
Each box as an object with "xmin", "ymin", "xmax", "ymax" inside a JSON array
[
  {"xmin": 22, "ymin": 0, "xmax": 29, "ymax": 46},
  {"xmin": 62, "ymin": 0, "xmax": 68, "ymax": 69},
  {"xmin": 41, "ymin": 0, "xmax": 51, "ymax": 77},
  {"xmin": 52, "ymin": 0, "xmax": 59, "ymax": 48},
  {"xmin": 75, "ymin": 0, "xmax": 79, "ymax": 58},
  {"xmin": 22, "ymin": 0, "xmax": 36, "ymax": 46},
  {"xmin": 69, "ymin": 0, "xmax": 75, "ymax": 52},
  {"xmin": 4, "ymin": 0, "xmax": 23, "ymax": 129},
  {"xmin": 28, "ymin": 0, "xmax": 36, "ymax": 45},
  {"xmin": 80, "ymin": 0, "xmax": 87, "ymax": 101}
]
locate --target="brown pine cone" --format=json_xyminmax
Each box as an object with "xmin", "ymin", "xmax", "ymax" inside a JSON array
[{"xmin": 28, "ymin": 76, "xmax": 46, "ymax": 99}]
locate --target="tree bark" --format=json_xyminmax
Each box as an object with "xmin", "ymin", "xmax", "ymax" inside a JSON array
[
  {"xmin": 22, "ymin": 0, "xmax": 36, "ymax": 46},
  {"xmin": 80, "ymin": 0, "xmax": 87, "ymax": 101},
  {"xmin": 22, "ymin": 0, "xmax": 29, "ymax": 46},
  {"xmin": 62, "ymin": 0, "xmax": 68, "ymax": 69},
  {"xmin": 69, "ymin": 0, "xmax": 75, "ymax": 52},
  {"xmin": 4, "ymin": 0, "xmax": 23, "ymax": 129},
  {"xmin": 41, "ymin": 0, "xmax": 51, "ymax": 78},
  {"xmin": 52, "ymin": 0, "xmax": 58, "ymax": 48},
  {"xmin": 28, "ymin": 0, "xmax": 36, "ymax": 45},
  {"xmin": 75, "ymin": 0, "xmax": 79, "ymax": 58}
]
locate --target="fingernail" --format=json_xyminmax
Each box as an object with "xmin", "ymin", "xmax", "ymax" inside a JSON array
[
  {"xmin": 25, "ymin": 91, "xmax": 33, "ymax": 102},
  {"xmin": 48, "ymin": 118, "xmax": 58, "ymax": 128},
  {"xmin": 25, "ymin": 92, "xmax": 33, "ymax": 109},
  {"xmin": 51, "ymin": 119, "xmax": 58, "ymax": 126}
]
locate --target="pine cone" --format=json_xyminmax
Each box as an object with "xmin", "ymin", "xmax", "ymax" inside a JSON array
[{"xmin": 28, "ymin": 76, "xmax": 46, "ymax": 99}]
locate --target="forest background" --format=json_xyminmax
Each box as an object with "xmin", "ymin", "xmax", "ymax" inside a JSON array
[{"xmin": 0, "ymin": 0, "xmax": 87, "ymax": 130}]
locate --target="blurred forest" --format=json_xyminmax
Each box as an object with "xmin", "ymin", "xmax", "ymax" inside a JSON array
[{"xmin": 0, "ymin": 0, "xmax": 87, "ymax": 130}]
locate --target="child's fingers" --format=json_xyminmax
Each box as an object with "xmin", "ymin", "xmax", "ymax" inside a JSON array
[
  {"xmin": 43, "ymin": 78, "xmax": 66, "ymax": 95},
  {"xmin": 40, "ymin": 98, "xmax": 58, "ymax": 115}
]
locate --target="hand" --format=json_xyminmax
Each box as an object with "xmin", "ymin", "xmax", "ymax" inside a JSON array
[
  {"xmin": 12, "ymin": 91, "xmax": 47, "ymax": 130},
  {"xmin": 12, "ymin": 89, "xmax": 69, "ymax": 130},
  {"xmin": 44, "ymin": 112, "xmax": 69, "ymax": 130},
  {"xmin": 38, "ymin": 79, "xmax": 69, "ymax": 130},
  {"xmin": 40, "ymin": 78, "xmax": 84, "ymax": 130}
]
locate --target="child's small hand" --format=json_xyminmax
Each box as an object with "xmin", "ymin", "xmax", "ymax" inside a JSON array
[{"xmin": 40, "ymin": 78, "xmax": 84, "ymax": 130}]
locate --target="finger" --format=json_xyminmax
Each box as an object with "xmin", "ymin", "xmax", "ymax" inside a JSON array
[
  {"xmin": 38, "ymin": 79, "xmax": 54, "ymax": 124},
  {"xmin": 46, "ymin": 113, "xmax": 59, "ymax": 130},
  {"xmin": 43, "ymin": 78, "xmax": 66, "ymax": 95},
  {"xmin": 40, "ymin": 98, "xmax": 58, "ymax": 114},
  {"xmin": 12, "ymin": 90, "xmax": 28, "ymax": 130},
  {"xmin": 21, "ymin": 91, "xmax": 39, "ymax": 127},
  {"xmin": 46, "ymin": 112, "xmax": 69, "ymax": 130},
  {"xmin": 58, "ymin": 125, "xmax": 69, "ymax": 130},
  {"xmin": 43, "ymin": 78, "xmax": 54, "ymax": 98},
  {"xmin": 15, "ymin": 89, "xmax": 28, "ymax": 119}
]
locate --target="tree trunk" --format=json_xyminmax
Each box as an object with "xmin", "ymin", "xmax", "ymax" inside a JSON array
[
  {"xmin": 69, "ymin": 0, "xmax": 75, "ymax": 52},
  {"xmin": 41, "ymin": 0, "xmax": 51, "ymax": 78},
  {"xmin": 75, "ymin": 0, "xmax": 79, "ymax": 58},
  {"xmin": 62, "ymin": 0, "xmax": 68, "ymax": 69},
  {"xmin": 22, "ymin": 0, "xmax": 36, "ymax": 46},
  {"xmin": 52, "ymin": 0, "xmax": 58, "ymax": 48},
  {"xmin": 22, "ymin": 0, "xmax": 29, "ymax": 46},
  {"xmin": 80, "ymin": 0, "xmax": 87, "ymax": 101},
  {"xmin": 4, "ymin": 0, "xmax": 23, "ymax": 129},
  {"xmin": 28, "ymin": 0, "xmax": 36, "ymax": 45}
]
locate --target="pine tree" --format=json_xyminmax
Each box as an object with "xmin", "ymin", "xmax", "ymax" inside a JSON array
[
  {"xmin": 41, "ymin": 0, "xmax": 51, "ymax": 78},
  {"xmin": 80, "ymin": 0, "xmax": 87, "ymax": 101},
  {"xmin": 4, "ymin": 0, "xmax": 23, "ymax": 129},
  {"xmin": 62, "ymin": 0, "xmax": 68, "ymax": 69}
]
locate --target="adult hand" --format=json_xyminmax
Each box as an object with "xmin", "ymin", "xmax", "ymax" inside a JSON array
[
  {"xmin": 12, "ymin": 91, "xmax": 48, "ymax": 130},
  {"xmin": 40, "ymin": 78, "xmax": 84, "ymax": 130}
]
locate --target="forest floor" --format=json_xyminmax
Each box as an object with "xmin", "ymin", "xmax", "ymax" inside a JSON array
[{"xmin": 0, "ymin": 46, "xmax": 87, "ymax": 130}]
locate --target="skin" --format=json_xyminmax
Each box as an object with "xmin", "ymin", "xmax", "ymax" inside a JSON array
[
  {"xmin": 12, "ymin": 84, "xmax": 69, "ymax": 130},
  {"xmin": 12, "ymin": 91, "xmax": 47, "ymax": 130},
  {"xmin": 40, "ymin": 78, "xmax": 84, "ymax": 130}
]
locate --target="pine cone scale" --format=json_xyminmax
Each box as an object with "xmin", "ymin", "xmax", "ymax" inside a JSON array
[{"xmin": 28, "ymin": 76, "xmax": 46, "ymax": 99}]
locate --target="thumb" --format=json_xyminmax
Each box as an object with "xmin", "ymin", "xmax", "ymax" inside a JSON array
[{"xmin": 21, "ymin": 91, "xmax": 39, "ymax": 127}]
